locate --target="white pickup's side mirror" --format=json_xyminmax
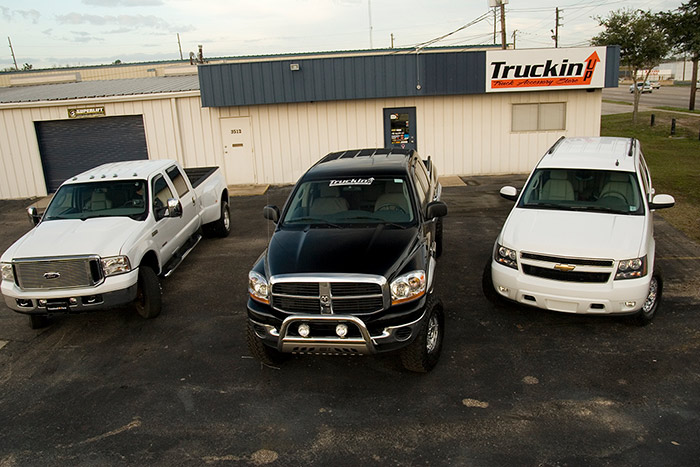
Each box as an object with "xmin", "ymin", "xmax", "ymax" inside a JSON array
[
  {"xmin": 499, "ymin": 186, "xmax": 518, "ymax": 202},
  {"xmin": 649, "ymin": 194, "xmax": 675, "ymax": 210},
  {"xmin": 166, "ymin": 198, "xmax": 183, "ymax": 217},
  {"xmin": 27, "ymin": 206, "xmax": 41, "ymax": 226}
]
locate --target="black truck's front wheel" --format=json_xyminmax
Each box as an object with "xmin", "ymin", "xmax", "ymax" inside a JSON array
[
  {"xmin": 400, "ymin": 295, "xmax": 444, "ymax": 373},
  {"xmin": 246, "ymin": 321, "xmax": 287, "ymax": 366}
]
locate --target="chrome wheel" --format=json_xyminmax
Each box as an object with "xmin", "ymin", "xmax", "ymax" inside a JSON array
[
  {"xmin": 642, "ymin": 276, "xmax": 658, "ymax": 314},
  {"xmin": 426, "ymin": 313, "xmax": 439, "ymax": 353}
]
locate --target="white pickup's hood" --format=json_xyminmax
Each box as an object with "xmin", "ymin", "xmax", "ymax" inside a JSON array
[
  {"xmin": 4, "ymin": 218, "xmax": 145, "ymax": 260},
  {"xmin": 500, "ymin": 208, "xmax": 646, "ymax": 259}
]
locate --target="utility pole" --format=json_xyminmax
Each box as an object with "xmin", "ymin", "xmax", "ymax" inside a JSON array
[
  {"xmin": 554, "ymin": 7, "xmax": 562, "ymax": 48},
  {"xmin": 8, "ymin": 36, "xmax": 18, "ymax": 71},
  {"xmin": 368, "ymin": 0, "xmax": 373, "ymax": 49},
  {"xmin": 512, "ymin": 29, "xmax": 517, "ymax": 49},
  {"xmin": 499, "ymin": 1, "xmax": 507, "ymax": 49},
  {"xmin": 177, "ymin": 33, "xmax": 183, "ymax": 60},
  {"xmin": 493, "ymin": 8, "xmax": 497, "ymax": 45},
  {"xmin": 390, "ymin": 33, "xmax": 394, "ymax": 49}
]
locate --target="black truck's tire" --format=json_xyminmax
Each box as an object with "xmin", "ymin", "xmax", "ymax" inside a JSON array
[
  {"xmin": 204, "ymin": 199, "xmax": 231, "ymax": 238},
  {"xmin": 435, "ymin": 218, "xmax": 443, "ymax": 258},
  {"xmin": 134, "ymin": 266, "xmax": 162, "ymax": 319},
  {"xmin": 635, "ymin": 273, "xmax": 662, "ymax": 326},
  {"xmin": 400, "ymin": 295, "xmax": 444, "ymax": 373},
  {"xmin": 29, "ymin": 314, "xmax": 49, "ymax": 329},
  {"xmin": 246, "ymin": 321, "xmax": 287, "ymax": 366}
]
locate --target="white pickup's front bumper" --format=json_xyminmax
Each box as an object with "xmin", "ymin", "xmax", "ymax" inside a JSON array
[
  {"xmin": 1, "ymin": 269, "xmax": 139, "ymax": 314},
  {"xmin": 491, "ymin": 262, "xmax": 650, "ymax": 315}
]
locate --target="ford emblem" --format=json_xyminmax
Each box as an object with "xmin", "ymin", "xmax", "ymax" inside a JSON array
[{"xmin": 43, "ymin": 272, "xmax": 61, "ymax": 280}]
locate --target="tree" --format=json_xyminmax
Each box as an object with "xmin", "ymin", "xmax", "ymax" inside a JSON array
[
  {"xmin": 657, "ymin": 1, "xmax": 700, "ymax": 110},
  {"xmin": 591, "ymin": 9, "xmax": 669, "ymax": 122}
]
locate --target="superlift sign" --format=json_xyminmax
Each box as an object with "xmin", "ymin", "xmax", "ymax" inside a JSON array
[{"xmin": 486, "ymin": 47, "xmax": 607, "ymax": 93}]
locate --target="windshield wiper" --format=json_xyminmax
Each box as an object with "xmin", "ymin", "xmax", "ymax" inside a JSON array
[
  {"xmin": 523, "ymin": 202, "xmax": 570, "ymax": 210},
  {"xmin": 287, "ymin": 217, "xmax": 341, "ymax": 228},
  {"xmin": 570, "ymin": 205, "xmax": 629, "ymax": 214},
  {"xmin": 344, "ymin": 216, "xmax": 408, "ymax": 229}
]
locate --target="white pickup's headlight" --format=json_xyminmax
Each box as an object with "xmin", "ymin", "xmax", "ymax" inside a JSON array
[
  {"xmin": 391, "ymin": 270, "xmax": 426, "ymax": 305},
  {"xmin": 615, "ymin": 256, "xmax": 647, "ymax": 280},
  {"xmin": 248, "ymin": 271, "xmax": 270, "ymax": 304},
  {"xmin": 1, "ymin": 262, "xmax": 14, "ymax": 282},
  {"xmin": 495, "ymin": 243, "xmax": 518, "ymax": 269},
  {"xmin": 101, "ymin": 256, "xmax": 131, "ymax": 277}
]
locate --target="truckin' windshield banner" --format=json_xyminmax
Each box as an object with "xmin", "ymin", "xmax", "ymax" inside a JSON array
[{"xmin": 486, "ymin": 47, "xmax": 607, "ymax": 93}]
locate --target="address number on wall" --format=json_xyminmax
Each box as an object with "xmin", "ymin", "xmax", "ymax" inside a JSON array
[{"xmin": 230, "ymin": 129, "xmax": 242, "ymax": 134}]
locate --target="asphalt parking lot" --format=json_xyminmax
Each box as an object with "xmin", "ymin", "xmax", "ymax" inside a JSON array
[{"xmin": 1, "ymin": 176, "xmax": 699, "ymax": 466}]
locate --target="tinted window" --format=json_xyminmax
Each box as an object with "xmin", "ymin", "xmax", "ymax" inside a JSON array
[{"xmin": 166, "ymin": 165, "xmax": 189, "ymax": 197}]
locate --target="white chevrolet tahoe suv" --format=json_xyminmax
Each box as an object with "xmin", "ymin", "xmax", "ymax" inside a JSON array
[
  {"xmin": 484, "ymin": 137, "xmax": 675, "ymax": 325},
  {"xmin": 1, "ymin": 160, "xmax": 230, "ymax": 328}
]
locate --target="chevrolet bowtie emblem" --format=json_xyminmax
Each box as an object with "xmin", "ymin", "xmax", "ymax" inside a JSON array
[{"xmin": 554, "ymin": 264, "xmax": 576, "ymax": 272}]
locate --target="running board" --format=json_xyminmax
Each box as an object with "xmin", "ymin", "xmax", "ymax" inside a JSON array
[{"xmin": 162, "ymin": 233, "xmax": 202, "ymax": 278}]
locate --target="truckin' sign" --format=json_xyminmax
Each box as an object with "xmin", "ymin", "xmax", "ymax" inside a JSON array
[{"xmin": 486, "ymin": 47, "xmax": 606, "ymax": 93}]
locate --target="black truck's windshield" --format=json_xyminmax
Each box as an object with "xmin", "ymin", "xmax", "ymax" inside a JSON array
[
  {"xmin": 282, "ymin": 177, "xmax": 416, "ymax": 227},
  {"xmin": 43, "ymin": 180, "xmax": 148, "ymax": 221},
  {"xmin": 518, "ymin": 168, "xmax": 645, "ymax": 215}
]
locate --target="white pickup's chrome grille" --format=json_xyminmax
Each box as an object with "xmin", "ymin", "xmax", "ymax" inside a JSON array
[{"xmin": 14, "ymin": 256, "xmax": 104, "ymax": 290}]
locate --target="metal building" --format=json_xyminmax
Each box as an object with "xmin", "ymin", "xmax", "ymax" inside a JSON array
[{"xmin": 0, "ymin": 46, "xmax": 619, "ymax": 199}]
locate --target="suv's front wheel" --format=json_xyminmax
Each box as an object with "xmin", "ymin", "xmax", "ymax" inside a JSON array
[
  {"xmin": 400, "ymin": 295, "xmax": 444, "ymax": 372},
  {"xmin": 635, "ymin": 273, "xmax": 662, "ymax": 326}
]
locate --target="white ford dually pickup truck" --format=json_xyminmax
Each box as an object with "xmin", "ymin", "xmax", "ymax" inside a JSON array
[
  {"xmin": 1, "ymin": 159, "xmax": 230, "ymax": 328},
  {"xmin": 484, "ymin": 137, "xmax": 675, "ymax": 325}
]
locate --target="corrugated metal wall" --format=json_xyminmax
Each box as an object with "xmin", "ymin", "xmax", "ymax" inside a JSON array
[{"xmin": 0, "ymin": 89, "xmax": 601, "ymax": 199}]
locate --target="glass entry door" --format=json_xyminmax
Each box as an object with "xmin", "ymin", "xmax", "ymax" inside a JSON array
[{"xmin": 383, "ymin": 107, "xmax": 417, "ymax": 150}]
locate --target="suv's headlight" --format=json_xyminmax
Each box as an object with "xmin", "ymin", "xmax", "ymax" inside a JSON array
[
  {"xmin": 495, "ymin": 243, "xmax": 518, "ymax": 269},
  {"xmin": 391, "ymin": 270, "xmax": 426, "ymax": 305},
  {"xmin": 615, "ymin": 256, "xmax": 647, "ymax": 280},
  {"xmin": 249, "ymin": 271, "xmax": 270, "ymax": 304},
  {"xmin": 1, "ymin": 262, "xmax": 14, "ymax": 282},
  {"xmin": 101, "ymin": 256, "xmax": 131, "ymax": 277}
]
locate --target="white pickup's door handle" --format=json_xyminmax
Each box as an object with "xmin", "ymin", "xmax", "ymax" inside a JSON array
[{"xmin": 192, "ymin": 196, "xmax": 196, "ymax": 206}]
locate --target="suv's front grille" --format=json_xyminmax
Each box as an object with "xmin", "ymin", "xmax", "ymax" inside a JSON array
[
  {"xmin": 14, "ymin": 256, "xmax": 104, "ymax": 290},
  {"xmin": 271, "ymin": 280, "xmax": 384, "ymax": 315},
  {"xmin": 522, "ymin": 264, "xmax": 610, "ymax": 283}
]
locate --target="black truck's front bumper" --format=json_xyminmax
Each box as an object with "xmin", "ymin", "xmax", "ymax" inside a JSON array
[{"xmin": 247, "ymin": 295, "xmax": 429, "ymax": 355}]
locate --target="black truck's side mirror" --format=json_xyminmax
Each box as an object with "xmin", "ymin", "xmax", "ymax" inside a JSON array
[
  {"xmin": 263, "ymin": 205, "xmax": 280, "ymax": 223},
  {"xmin": 426, "ymin": 201, "xmax": 447, "ymax": 219}
]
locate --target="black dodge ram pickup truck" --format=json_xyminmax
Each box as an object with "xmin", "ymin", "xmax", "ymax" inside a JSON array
[{"xmin": 246, "ymin": 148, "xmax": 447, "ymax": 372}]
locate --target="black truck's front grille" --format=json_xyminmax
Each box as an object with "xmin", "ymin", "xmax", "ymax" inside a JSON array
[
  {"xmin": 14, "ymin": 256, "xmax": 104, "ymax": 290},
  {"xmin": 271, "ymin": 281, "xmax": 384, "ymax": 314}
]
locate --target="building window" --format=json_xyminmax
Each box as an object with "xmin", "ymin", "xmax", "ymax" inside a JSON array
[{"xmin": 512, "ymin": 103, "xmax": 566, "ymax": 132}]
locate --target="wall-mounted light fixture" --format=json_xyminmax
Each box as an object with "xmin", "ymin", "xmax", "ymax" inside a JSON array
[{"xmin": 290, "ymin": 63, "xmax": 300, "ymax": 71}]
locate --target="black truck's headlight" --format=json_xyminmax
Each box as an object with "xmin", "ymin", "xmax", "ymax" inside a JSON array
[
  {"xmin": 1, "ymin": 262, "xmax": 14, "ymax": 282},
  {"xmin": 391, "ymin": 270, "xmax": 426, "ymax": 305},
  {"xmin": 101, "ymin": 256, "xmax": 131, "ymax": 277},
  {"xmin": 248, "ymin": 271, "xmax": 270, "ymax": 304},
  {"xmin": 495, "ymin": 243, "xmax": 518, "ymax": 269},
  {"xmin": 615, "ymin": 256, "xmax": 647, "ymax": 280}
]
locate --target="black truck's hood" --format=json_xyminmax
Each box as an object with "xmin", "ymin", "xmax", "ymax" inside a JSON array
[{"xmin": 266, "ymin": 226, "xmax": 419, "ymax": 278}]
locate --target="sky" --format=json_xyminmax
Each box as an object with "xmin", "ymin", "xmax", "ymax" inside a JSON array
[{"xmin": 0, "ymin": 0, "xmax": 684, "ymax": 70}]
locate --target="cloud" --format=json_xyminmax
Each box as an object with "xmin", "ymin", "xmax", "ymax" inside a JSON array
[
  {"xmin": 70, "ymin": 31, "xmax": 106, "ymax": 43},
  {"xmin": 82, "ymin": 0, "xmax": 164, "ymax": 6},
  {"xmin": 55, "ymin": 12, "xmax": 192, "ymax": 33},
  {"xmin": 1, "ymin": 7, "xmax": 40, "ymax": 23}
]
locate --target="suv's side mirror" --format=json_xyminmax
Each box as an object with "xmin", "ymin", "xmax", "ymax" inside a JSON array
[
  {"xmin": 499, "ymin": 186, "xmax": 518, "ymax": 201},
  {"xmin": 426, "ymin": 201, "xmax": 447, "ymax": 219},
  {"xmin": 263, "ymin": 205, "xmax": 280, "ymax": 223},
  {"xmin": 649, "ymin": 194, "xmax": 675, "ymax": 210},
  {"xmin": 27, "ymin": 206, "xmax": 41, "ymax": 226},
  {"xmin": 165, "ymin": 198, "xmax": 183, "ymax": 218}
]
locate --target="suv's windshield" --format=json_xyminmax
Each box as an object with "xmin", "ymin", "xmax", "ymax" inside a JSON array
[
  {"xmin": 518, "ymin": 168, "xmax": 644, "ymax": 215},
  {"xmin": 282, "ymin": 177, "xmax": 416, "ymax": 227},
  {"xmin": 43, "ymin": 180, "xmax": 148, "ymax": 221}
]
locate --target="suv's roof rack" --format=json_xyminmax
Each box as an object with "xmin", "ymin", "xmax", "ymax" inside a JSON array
[
  {"xmin": 547, "ymin": 136, "xmax": 566, "ymax": 154},
  {"xmin": 628, "ymin": 138, "xmax": 636, "ymax": 158}
]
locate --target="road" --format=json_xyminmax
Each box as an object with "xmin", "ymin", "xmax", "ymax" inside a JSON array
[
  {"xmin": 1, "ymin": 177, "xmax": 699, "ymax": 466},
  {"xmin": 603, "ymin": 85, "xmax": 697, "ymax": 110}
]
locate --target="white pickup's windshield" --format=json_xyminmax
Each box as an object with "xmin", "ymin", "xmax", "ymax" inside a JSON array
[
  {"xmin": 43, "ymin": 180, "xmax": 148, "ymax": 221},
  {"xmin": 518, "ymin": 169, "xmax": 644, "ymax": 215},
  {"xmin": 282, "ymin": 177, "xmax": 415, "ymax": 227}
]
